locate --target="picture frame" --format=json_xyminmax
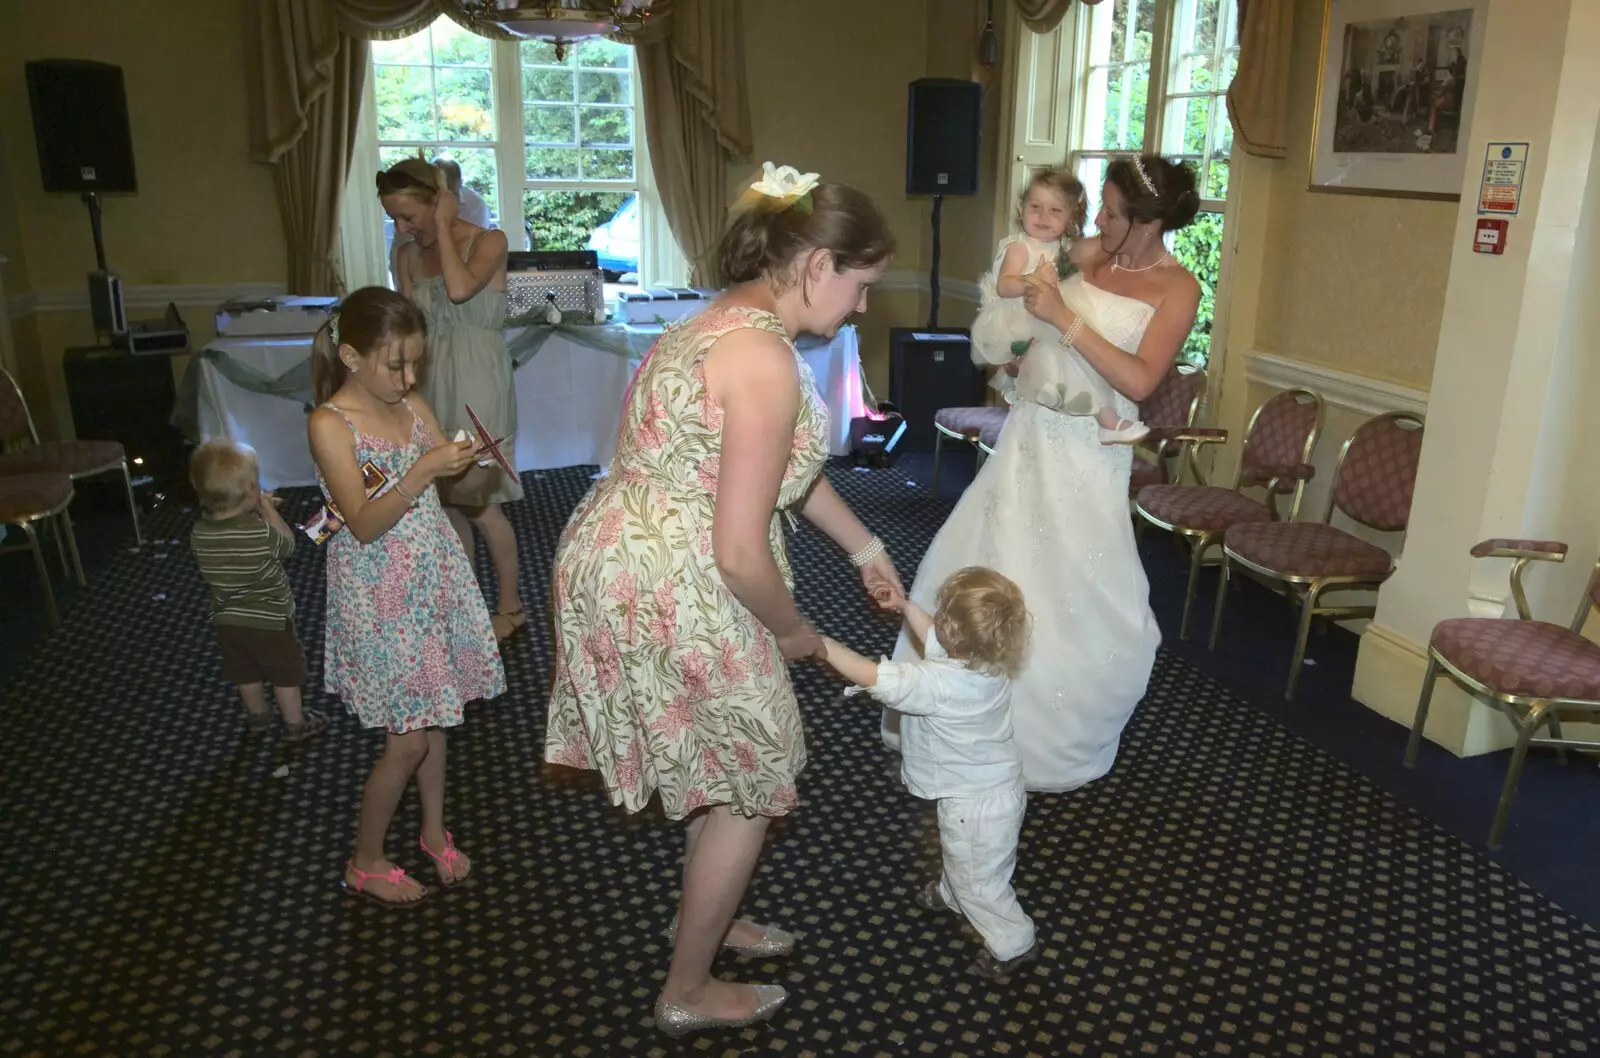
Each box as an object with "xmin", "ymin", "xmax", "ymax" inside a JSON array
[{"xmin": 1309, "ymin": 0, "xmax": 1489, "ymax": 199}]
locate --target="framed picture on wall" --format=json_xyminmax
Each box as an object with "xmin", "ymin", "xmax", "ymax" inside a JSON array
[{"xmin": 1309, "ymin": 0, "xmax": 1489, "ymax": 199}]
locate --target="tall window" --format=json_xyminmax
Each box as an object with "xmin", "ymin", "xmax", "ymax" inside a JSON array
[
  {"xmin": 362, "ymin": 17, "xmax": 683, "ymax": 289},
  {"xmin": 372, "ymin": 20, "xmax": 500, "ymax": 219},
  {"xmin": 1067, "ymin": 0, "xmax": 1239, "ymax": 363},
  {"xmin": 520, "ymin": 40, "xmax": 637, "ymax": 273}
]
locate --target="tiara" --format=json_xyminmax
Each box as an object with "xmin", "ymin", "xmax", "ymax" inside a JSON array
[{"xmin": 1131, "ymin": 156, "xmax": 1159, "ymax": 196}]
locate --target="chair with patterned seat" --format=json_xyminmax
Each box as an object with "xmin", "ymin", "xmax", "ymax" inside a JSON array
[
  {"xmin": 0, "ymin": 472, "xmax": 87, "ymax": 628},
  {"xmin": 1210, "ymin": 411, "xmax": 1425, "ymax": 699},
  {"xmin": 1128, "ymin": 363, "xmax": 1207, "ymax": 499},
  {"xmin": 0, "ymin": 367, "xmax": 141, "ymax": 545},
  {"xmin": 931, "ymin": 405, "xmax": 1008, "ymax": 497},
  {"xmin": 1135, "ymin": 388, "xmax": 1324, "ymax": 640},
  {"xmin": 1405, "ymin": 539, "xmax": 1600, "ymax": 849}
]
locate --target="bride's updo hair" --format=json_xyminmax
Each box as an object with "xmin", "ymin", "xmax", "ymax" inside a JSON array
[
  {"xmin": 375, "ymin": 157, "xmax": 445, "ymax": 203},
  {"xmin": 1105, "ymin": 156, "xmax": 1201, "ymax": 232},
  {"xmin": 717, "ymin": 182, "xmax": 896, "ymax": 291}
]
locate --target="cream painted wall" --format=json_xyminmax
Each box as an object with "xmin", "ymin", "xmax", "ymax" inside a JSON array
[
  {"xmin": 1251, "ymin": 0, "xmax": 1456, "ymax": 389},
  {"xmin": 0, "ymin": 0, "xmax": 286, "ymax": 437}
]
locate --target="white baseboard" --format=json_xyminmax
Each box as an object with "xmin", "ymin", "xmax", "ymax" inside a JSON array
[
  {"xmin": 1243, "ymin": 349, "xmax": 1429, "ymax": 418},
  {"xmin": 8, "ymin": 281, "xmax": 288, "ymax": 321}
]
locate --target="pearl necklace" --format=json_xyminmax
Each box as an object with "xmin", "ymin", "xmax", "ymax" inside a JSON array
[{"xmin": 1111, "ymin": 251, "xmax": 1171, "ymax": 274}]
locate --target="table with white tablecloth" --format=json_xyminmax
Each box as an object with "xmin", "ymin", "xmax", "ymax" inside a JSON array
[{"xmin": 184, "ymin": 323, "xmax": 866, "ymax": 491}]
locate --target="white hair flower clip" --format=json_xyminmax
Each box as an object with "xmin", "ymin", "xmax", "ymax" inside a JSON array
[{"xmin": 738, "ymin": 161, "xmax": 820, "ymax": 215}]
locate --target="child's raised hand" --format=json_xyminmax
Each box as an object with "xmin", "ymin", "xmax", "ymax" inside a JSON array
[
  {"xmin": 870, "ymin": 580, "xmax": 908, "ymax": 612},
  {"xmin": 419, "ymin": 438, "xmax": 476, "ymax": 481}
]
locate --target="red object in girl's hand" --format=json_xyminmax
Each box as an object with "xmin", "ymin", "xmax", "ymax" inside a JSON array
[{"xmin": 464, "ymin": 403, "xmax": 516, "ymax": 478}]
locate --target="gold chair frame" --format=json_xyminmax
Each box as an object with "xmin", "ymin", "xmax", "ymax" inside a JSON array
[
  {"xmin": 0, "ymin": 479, "xmax": 87, "ymax": 628},
  {"xmin": 1210, "ymin": 411, "xmax": 1425, "ymax": 700},
  {"xmin": 1404, "ymin": 543, "xmax": 1600, "ymax": 849},
  {"xmin": 1, "ymin": 367, "xmax": 143, "ymax": 546},
  {"xmin": 1136, "ymin": 387, "xmax": 1324, "ymax": 641},
  {"xmin": 932, "ymin": 418, "xmax": 997, "ymax": 496}
]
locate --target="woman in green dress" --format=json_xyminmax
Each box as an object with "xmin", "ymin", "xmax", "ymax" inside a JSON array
[{"xmin": 378, "ymin": 160, "xmax": 526, "ymax": 642}]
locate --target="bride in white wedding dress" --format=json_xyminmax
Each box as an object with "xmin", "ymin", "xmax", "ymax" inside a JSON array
[{"xmin": 885, "ymin": 157, "xmax": 1206, "ymax": 792}]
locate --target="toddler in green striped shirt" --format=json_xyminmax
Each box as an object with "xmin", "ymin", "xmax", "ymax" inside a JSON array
[{"xmin": 189, "ymin": 439, "xmax": 327, "ymax": 743}]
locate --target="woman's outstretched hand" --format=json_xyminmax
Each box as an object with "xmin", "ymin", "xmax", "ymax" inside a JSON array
[{"xmin": 860, "ymin": 552, "xmax": 903, "ymax": 602}]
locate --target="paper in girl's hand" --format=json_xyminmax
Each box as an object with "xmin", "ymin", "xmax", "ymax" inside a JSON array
[{"xmin": 298, "ymin": 460, "xmax": 393, "ymax": 543}]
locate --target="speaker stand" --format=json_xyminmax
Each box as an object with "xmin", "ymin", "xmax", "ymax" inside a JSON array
[
  {"xmin": 927, "ymin": 193, "xmax": 944, "ymax": 328},
  {"xmin": 81, "ymin": 191, "xmax": 109, "ymax": 273}
]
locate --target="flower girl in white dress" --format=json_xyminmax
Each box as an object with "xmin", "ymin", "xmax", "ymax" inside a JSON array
[{"xmin": 972, "ymin": 170, "xmax": 1147, "ymax": 445}]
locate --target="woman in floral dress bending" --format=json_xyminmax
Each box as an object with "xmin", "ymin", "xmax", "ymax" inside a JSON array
[{"xmin": 547, "ymin": 165, "xmax": 900, "ymax": 1036}]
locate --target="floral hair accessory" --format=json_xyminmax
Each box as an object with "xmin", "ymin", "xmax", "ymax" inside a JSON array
[
  {"xmin": 329, "ymin": 310, "xmax": 341, "ymax": 349},
  {"xmin": 1131, "ymin": 156, "xmax": 1159, "ymax": 196},
  {"xmin": 734, "ymin": 161, "xmax": 821, "ymax": 216}
]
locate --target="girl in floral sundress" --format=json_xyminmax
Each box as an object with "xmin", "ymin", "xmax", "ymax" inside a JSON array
[
  {"xmin": 306, "ymin": 286, "xmax": 506, "ymax": 908},
  {"xmin": 546, "ymin": 163, "xmax": 901, "ymax": 1037}
]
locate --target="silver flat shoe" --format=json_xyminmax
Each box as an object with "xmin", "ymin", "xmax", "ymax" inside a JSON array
[
  {"xmin": 665, "ymin": 919, "xmax": 796, "ymax": 958},
  {"xmin": 654, "ymin": 984, "xmax": 788, "ymax": 1038}
]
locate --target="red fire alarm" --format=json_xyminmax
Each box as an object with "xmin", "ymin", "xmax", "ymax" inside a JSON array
[{"xmin": 1474, "ymin": 217, "xmax": 1508, "ymax": 255}]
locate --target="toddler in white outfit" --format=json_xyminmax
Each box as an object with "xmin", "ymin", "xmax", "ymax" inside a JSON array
[
  {"xmin": 822, "ymin": 567, "xmax": 1037, "ymax": 979},
  {"xmin": 972, "ymin": 168, "xmax": 1146, "ymax": 445}
]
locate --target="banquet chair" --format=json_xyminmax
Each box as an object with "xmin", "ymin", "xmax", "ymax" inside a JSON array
[
  {"xmin": 1135, "ymin": 388, "xmax": 1324, "ymax": 640},
  {"xmin": 0, "ymin": 367, "xmax": 142, "ymax": 545},
  {"xmin": 1210, "ymin": 411, "xmax": 1425, "ymax": 699},
  {"xmin": 1128, "ymin": 363, "xmax": 1208, "ymax": 500},
  {"xmin": 931, "ymin": 406, "xmax": 1008, "ymax": 497},
  {"xmin": 0, "ymin": 473, "xmax": 86, "ymax": 629},
  {"xmin": 1405, "ymin": 540, "xmax": 1600, "ymax": 849}
]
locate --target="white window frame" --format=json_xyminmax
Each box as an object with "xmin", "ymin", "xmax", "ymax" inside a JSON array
[{"xmin": 345, "ymin": 17, "xmax": 686, "ymax": 293}]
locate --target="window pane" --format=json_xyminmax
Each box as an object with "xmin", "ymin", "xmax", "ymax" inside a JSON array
[
  {"xmin": 436, "ymin": 67, "xmax": 494, "ymax": 140},
  {"xmin": 1174, "ymin": 0, "xmax": 1220, "ymax": 59},
  {"xmin": 1219, "ymin": 48, "xmax": 1238, "ymax": 90},
  {"xmin": 1074, "ymin": 156, "xmax": 1110, "ymax": 228},
  {"xmin": 579, "ymin": 106, "xmax": 631, "ymax": 148},
  {"xmin": 526, "ymin": 145, "xmax": 580, "ymax": 180},
  {"xmin": 1205, "ymin": 156, "xmax": 1229, "ymax": 201},
  {"xmin": 372, "ymin": 34, "xmax": 430, "ymax": 65},
  {"xmin": 1101, "ymin": 64, "xmax": 1149, "ymax": 151},
  {"xmin": 1171, "ymin": 51, "xmax": 1214, "ymax": 95},
  {"xmin": 526, "ymin": 104, "xmax": 577, "ymax": 146},
  {"xmin": 1212, "ymin": 101, "xmax": 1234, "ymax": 158},
  {"xmin": 581, "ymin": 147, "xmax": 634, "ymax": 181},
  {"xmin": 578, "ymin": 69, "xmax": 630, "ymax": 106},
  {"xmin": 431, "ymin": 19, "xmax": 490, "ymax": 65},
  {"xmin": 576, "ymin": 39, "xmax": 630, "ymax": 69},
  {"xmin": 523, "ymin": 66, "xmax": 575, "ymax": 103},
  {"xmin": 1165, "ymin": 95, "xmax": 1212, "ymax": 156},
  {"xmin": 1108, "ymin": 0, "xmax": 1157, "ymax": 63},
  {"xmin": 374, "ymin": 65, "xmax": 436, "ymax": 142},
  {"xmin": 523, "ymin": 189, "xmax": 633, "ymax": 253},
  {"xmin": 520, "ymin": 39, "xmax": 562, "ymax": 66},
  {"xmin": 1171, "ymin": 210, "xmax": 1224, "ymax": 365}
]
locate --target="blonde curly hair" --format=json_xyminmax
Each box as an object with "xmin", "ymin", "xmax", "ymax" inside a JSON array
[{"xmin": 933, "ymin": 567, "xmax": 1031, "ymax": 677}]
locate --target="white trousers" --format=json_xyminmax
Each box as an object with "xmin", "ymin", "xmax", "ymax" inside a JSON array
[{"xmin": 935, "ymin": 784, "xmax": 1035, "ymax": 962}]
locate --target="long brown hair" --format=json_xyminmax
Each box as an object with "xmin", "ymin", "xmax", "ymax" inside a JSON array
[
  {"xmin": 374, "ymin": 157, "xmax": 444, "ymax": 204},
  {"xmin": 310, "ymin": 287, "xmax": 428, "ymax": 404},
  {"xmin": 1105, "ymin": 155, "xmax": 1201, "ymax": 232}
]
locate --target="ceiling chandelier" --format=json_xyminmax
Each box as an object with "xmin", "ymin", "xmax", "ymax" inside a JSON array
[{"xmin": 458, "ymin": 1, "xmax": 654, "ymax": 60}]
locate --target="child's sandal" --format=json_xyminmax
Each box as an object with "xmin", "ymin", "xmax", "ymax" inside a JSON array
[
  {"xmin": 420, "ymin": 831, "xmax": 473, "ymax": 886},
  {"xmin": 342, "ymin": 860, "xmax": 428, "ymax": 907},
  {"xmin": 490, "ymin": 608, "xmax": 526, "ymax": 643}
]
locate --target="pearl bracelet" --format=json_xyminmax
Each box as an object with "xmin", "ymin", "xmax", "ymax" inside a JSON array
[
  {"xmin": 849, "ymin": 536, "xmax": 886, "ymax": 567},
  {"xmin": 1058, "ymin": 315, "xmax": 1085, "ymax": 349},
  {"xmin": 395, "ymin": 481, "xmax": 420, "ymax": 507}
]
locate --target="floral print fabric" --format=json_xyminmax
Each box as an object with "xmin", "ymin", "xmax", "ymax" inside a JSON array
[
  {"xmin": 318, "ymin": 403, "xmax": 505, "ymax": 733},
  {"xmin": 545, "ymin": 308, "xmax": 830, "ymax": 819}
]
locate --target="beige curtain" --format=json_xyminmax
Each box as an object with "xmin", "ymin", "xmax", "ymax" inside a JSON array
[
  {"xmin": 1013, "ymin": 0, "xmax": 1076, "ymax": 34},
  {"xmin": 627, "ymin": 0, "xmax": 753, "ymax": 285},
  {"xmin": 1226, "ymin": 0, "xmax": 1294, "ymax": 159}
]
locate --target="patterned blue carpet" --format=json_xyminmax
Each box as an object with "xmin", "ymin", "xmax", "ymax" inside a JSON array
[{"xmin": 0, "ymin": 454, "xmax": 1596, "ymax": 1056}]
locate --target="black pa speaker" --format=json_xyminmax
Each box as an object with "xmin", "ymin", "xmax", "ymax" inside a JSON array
[
  {"xmin": 907, "ymin": 79, "xmax": 981, "ymax": 196},
  {"xmin": 889, "ymin": 328, "xmax": 982, "ymax": 451},
  {"xmin": 63, "ymin": 346, "xmax": 186, "ymax": 502},
  {"xmin": 25, "ymin": 60, "xmax": 138, "ymax": 193}
]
